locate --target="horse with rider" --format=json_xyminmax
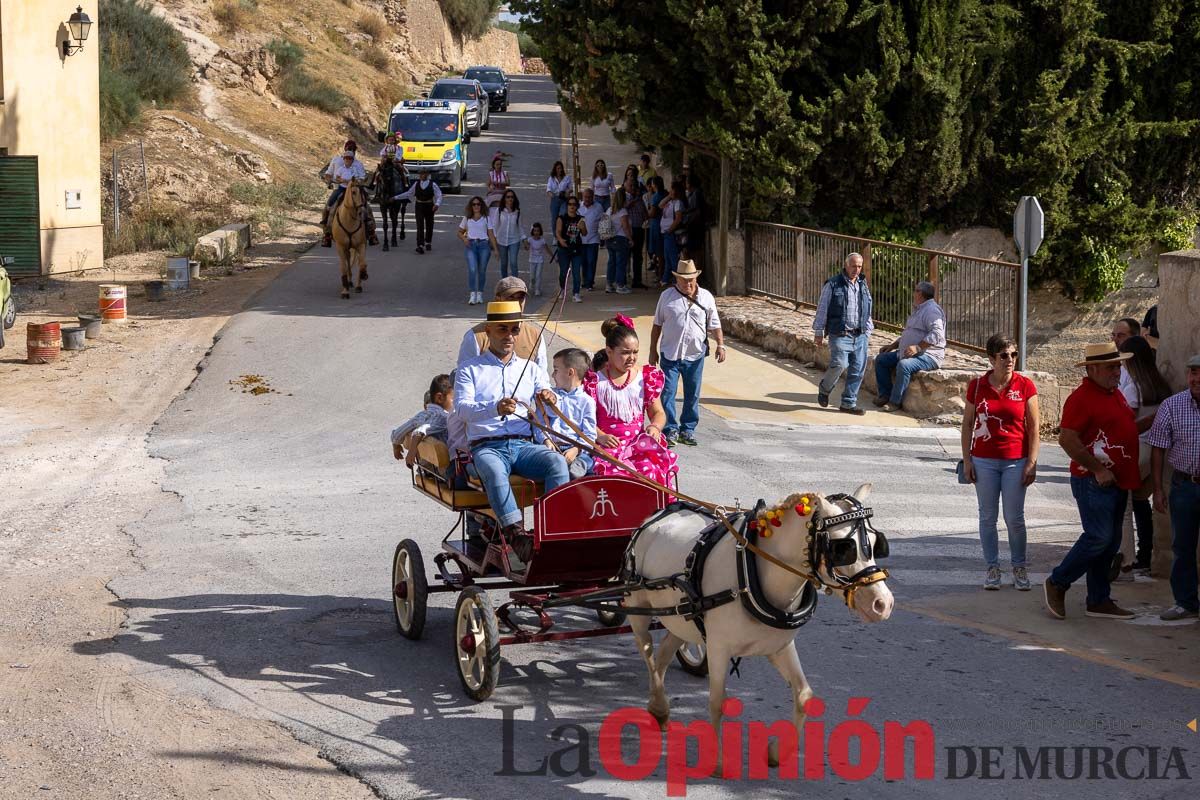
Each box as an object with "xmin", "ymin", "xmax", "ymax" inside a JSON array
[
  {"xmin": 369, "ymin": 135, "xmax": 410, "ymax": 251},
  {"xmin": 320, "ymin": 139, "xmax": 379, "ymax": 248}
]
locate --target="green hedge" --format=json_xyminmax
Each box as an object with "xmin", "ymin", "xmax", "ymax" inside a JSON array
[
  {"xmin": 439, "ymin": 0, "xmax": 501, "ymax": 40},
  {"xmin": 99, "ymin": 0, "xmax": 192, "ymax": 138}
]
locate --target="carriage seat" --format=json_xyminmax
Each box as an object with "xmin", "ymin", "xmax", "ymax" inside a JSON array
[
  {"xmin": 415, "ymin": 438, "xmax": 542, "ymax": 509},
  {"xmin": 413, "ymin": 439, "xmax": 490, "ymax": 509}
]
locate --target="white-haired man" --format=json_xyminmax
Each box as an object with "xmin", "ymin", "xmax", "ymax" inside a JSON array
[{"xmin": 812, "ymin": 252, "xmax": 873, "ymax": 415}]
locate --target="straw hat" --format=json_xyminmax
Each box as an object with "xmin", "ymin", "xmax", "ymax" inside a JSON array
[
  {"xmin": 672, "ymin": 259, "xmax": 701, "ymax": 278},
  {"xmin": 1074, "ymin": 342, "xmax": 1134, "ymax": 368},
  {"xmin": 485, "ymin": 300, "xmax": 527, "ymax": 323}
]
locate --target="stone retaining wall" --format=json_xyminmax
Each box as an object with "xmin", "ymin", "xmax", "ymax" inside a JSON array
[{"xmin": 718, "ymin": 295, "xmax": 1063, "ymax": 426}]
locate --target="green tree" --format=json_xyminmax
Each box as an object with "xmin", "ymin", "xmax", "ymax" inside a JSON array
[{"xmin": 517, "ymin": 0, "xmax": 1200, "ymax": 300}]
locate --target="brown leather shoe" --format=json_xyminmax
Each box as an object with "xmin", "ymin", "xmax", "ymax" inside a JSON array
[
  {"xmin": 1085, "ymin": 600, "xmax": 1136, "ymax": 620},
  {"xmin": 503, "ymin": 524, "xmax": 534, "ymax": 563},
  {"xmin": 1043, "ymin": 578, "xmax": 1066, "ymax": 619}
]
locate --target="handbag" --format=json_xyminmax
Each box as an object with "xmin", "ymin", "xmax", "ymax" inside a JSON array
[
  {"xmin": 955, "ymin": 459, "xmax": 970, "ymax": 485},
  {"xmin": 597, "ymin": 213, "xmax": 615, "ymax": 241}
]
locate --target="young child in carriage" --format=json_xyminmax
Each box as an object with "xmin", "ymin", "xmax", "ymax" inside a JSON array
[
  {"xmin": 391, "ymin": 374, "xmax": 454, "ymax": 467},
  {"xmin": 538, "ymin": 348, "xmax": 598, "ymax": 480}
]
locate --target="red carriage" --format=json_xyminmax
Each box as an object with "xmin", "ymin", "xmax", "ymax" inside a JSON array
[{"xmin": 391, "ymin": 438, "xmax": 708, "ymax": 700}]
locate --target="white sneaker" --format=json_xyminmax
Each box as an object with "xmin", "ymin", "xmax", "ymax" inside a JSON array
[
  {"xmin": 616, "ymin": 285, "xmax": 632, "ymax": 294},
  {"xmin": 467, "ymin": 292, "xmax": 475, "ymax": 305},
  {"xmin": 474, "ymin": 291, "xmax": 483, "ymax": 305},
  {"xmin": 572, "ymin": 293, "xmax": 582, "ymax": 303}
]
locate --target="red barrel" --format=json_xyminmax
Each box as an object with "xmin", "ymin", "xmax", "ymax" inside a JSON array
[{"xmin": 26, "ymin": 322, "xmax": 62, "ymax": 364}]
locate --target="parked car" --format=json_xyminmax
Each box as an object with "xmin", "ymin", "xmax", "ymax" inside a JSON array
[
  {"xmin": 425, "ymin": 78, "xmax": 489, "ymax": 135},
  {"xmin": 0, "ymin": 255, "xmax": 16, "ymax": 349},
  {"xmin": 464, "ymin": 66, "xmax": 510, "ymax": 112}
]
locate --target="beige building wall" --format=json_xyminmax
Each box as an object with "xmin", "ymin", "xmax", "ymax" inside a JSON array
[{"xmin": 0, "ymin": 0, "xmax": 104, "ymax": 274}]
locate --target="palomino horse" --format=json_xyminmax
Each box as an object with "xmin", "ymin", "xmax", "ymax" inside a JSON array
[
  {"xmin": 372, "ymin": 160, "xmax": 409, "ymax": 251},
  {"xmin": 625, "ymin": 483, "xmax": 894, "ymax": 769},
  {"xmin": 332, "ymin": 179, "xmax": 369, "ymax": 298}
]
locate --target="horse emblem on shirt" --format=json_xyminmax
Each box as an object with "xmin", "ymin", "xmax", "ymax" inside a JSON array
[
  {"xmin": 1090, "ymin": 429, "xmax": 1129, "ymax": 467},
  {"xmin": 972, "ymin": 400, "xmax": 1007, "ymax": 444}
]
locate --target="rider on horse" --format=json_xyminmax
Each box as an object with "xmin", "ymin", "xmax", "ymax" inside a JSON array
[
  {"xmin": 370, "ymin": 143, "xmax": 410, "ymax": 250},
  {"xmin": 321, "ymin": 139, "xmax": 379, "ymax": 248}
]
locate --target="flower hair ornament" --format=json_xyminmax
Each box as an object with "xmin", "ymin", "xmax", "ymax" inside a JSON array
[
  {"xmin": 614, "ymin": 313, "xmax": 636, "ymax": 329},
  {"xmin": 746, "ymin": 494, "xmax": 815, "ymax": 538}
]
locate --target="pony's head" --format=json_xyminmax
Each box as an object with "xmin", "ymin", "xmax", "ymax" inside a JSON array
[{"xmin": 751, "ymin": 483, "xmax": 893, "ymax": 623}]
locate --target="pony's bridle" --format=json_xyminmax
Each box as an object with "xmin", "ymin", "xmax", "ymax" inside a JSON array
[
  {"xmin": 807, "ymin": 494, "xmax": 890, "ymax": 609},
  {"xmin": 527, "ymin": 398, "xmax": 891, "ymax": 609}
]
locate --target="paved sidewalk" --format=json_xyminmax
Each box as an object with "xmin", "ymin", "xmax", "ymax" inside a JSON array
[{"xmin": 537, "ymin": 287, "xmax": 924, "ymax": 429}]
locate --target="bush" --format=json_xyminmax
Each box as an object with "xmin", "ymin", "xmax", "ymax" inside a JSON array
[
  {"xmin": 229, "ymin": 180, "xmax": 324, "ymax": 208},
  {"xmin": 439, "ymin": 0, "xmax": 501, "ymax": 40},
  {"xmin": 214, "ymin": 0, "xmax": 249, "ymax": 31},
  {"xmin": 277, "ymin": 68, "xmax": 348, "ymax": 114},
  {"xmin": 356, "ymin": 11, "xmax": 387, "ymax": 40},
  {"xmin": 266, "ymin": 39, "xmax": 305, "ymax": 71},
  {"xmin": 99, "ymin": 0, "xmax": 192, "ymax": 139},
  {"xmin": 104, "ymin": 203, "xmax": 225, "ymax": 257},
  {"xmin": 363, "ymin": 44, "xmax": 391, "ymax": 71}
]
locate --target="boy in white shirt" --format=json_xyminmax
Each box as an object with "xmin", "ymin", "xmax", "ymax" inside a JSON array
[{"xmin": 539, "ymin": 348, "xmax": 598, "ymax": 479}]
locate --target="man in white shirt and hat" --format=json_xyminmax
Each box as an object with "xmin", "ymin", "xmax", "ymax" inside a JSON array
[
  {"xmin": 319, "ymin": 140, "xmax": 378, "ymax": 247},
  {"xmin": 649, "ymin": 259, "xmax": 726, "ymax": 446},
  {"xmin": 454, "ymin": 300, "xmax": 569, "ymax": 562}
]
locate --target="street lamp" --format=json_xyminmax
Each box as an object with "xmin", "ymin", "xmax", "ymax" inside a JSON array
[{"xmin": 63, "ymin": 6, "xmax": 93, "ymax": 57}]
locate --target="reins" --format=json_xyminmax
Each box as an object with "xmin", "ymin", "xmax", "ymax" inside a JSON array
[{"xmin": 525, "ymin": 396, "xmax": 888, "ymax": 607}]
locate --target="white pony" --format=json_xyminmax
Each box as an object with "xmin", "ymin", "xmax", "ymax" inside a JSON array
[{"xmin": 625, "ymin": 483, "xmax": 894, "ymax": 767}]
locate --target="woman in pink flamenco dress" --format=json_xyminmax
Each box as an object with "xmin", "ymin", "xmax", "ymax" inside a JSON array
[{"xmin": 583, "ymin": 316, "xmax": 679, "ymax": 489}]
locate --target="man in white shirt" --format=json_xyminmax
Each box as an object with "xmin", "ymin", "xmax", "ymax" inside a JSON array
[
  {"xmin": 319, "ymin": 141, "xmax": 377, "ymax": 247},
  {"xmin": 649, "ymin": 259, "xmax": 725, "ymax": 446},
  {"xmin": 393, "ymin": 166, "xmax": 442, "ymax": 254},
  {"xmin": 455, "ymin": 301, "xmax": 569, "ymax": 561},
  {"xmin": 578, "ymin": 189, "xmax": 604, "ymax": 291}
]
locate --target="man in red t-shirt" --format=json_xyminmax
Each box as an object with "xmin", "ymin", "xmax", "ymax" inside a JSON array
[{"xmin": 1044, "ymin": 344, "xmax": 1140, "ymax": 621}]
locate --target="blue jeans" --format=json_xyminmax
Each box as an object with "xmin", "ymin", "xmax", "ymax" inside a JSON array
[
  {"xmin": 470, "ymin": 439, "xmax": 569, "ymax": 527},
  {"xmin": 1168, "ymin": 474, "xmax": 1200, "ymax": 611},
  {"xmin": 465, "ymin": 240, "xmax": 491, "ymax": 292},
  {"xmin": 327, "ymin": 186, "xmax": 346, "ymax": 207},
  {"xmin": 973, "ymin": 457, "xmax": 1029, "ymax": 568},
  {"xmin": 582, "ymin": 243, "xmax": 600, "ymax": 288},
  {"xmin": 550, "ymin": 196, "xmax": 565, "ymax": 226},
  {"xmin": 662, "ymin": 234, "xmax": 680, "ymax": 280},
  {"xmin": 606, "ymin": 236, "xmax": 630, "ymax": 287},
  {"xmin": 557, "ymin": 249, "xmax": 582, "ymax": 294},
  {"xmin": 1050, "ymin": 476, "xmax": 1128, "ymax": 607},
  {"xmin": 874, "ymin": 350, "xmax": 938, "ymax": 405},
  {"xmin": 596, "ymin": 196, "xmax": 610, "ymax": 212},
  {"xmin": 498, "ymin": 241, "xmax": 521, "ymax": 278},
  {"xmin": 659, "ymin": 354, "xmax": 704, "ymax": 436},
  {"xmin": 819, "ymin": 333, "xmax": 869, "ymax": 409},
  {"xmin": 569, "ymin": 450, "xmax": 595, "ymax": 480}
]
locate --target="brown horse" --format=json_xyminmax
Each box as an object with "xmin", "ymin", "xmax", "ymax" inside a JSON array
[{"xmin": 332, "ymin": 180, "xmax": 369, "ymax": 298}]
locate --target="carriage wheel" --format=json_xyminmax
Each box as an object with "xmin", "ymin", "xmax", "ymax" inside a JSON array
[
  {"xmin": 596, "ymin": 608, "xmax": 627, "ymax": 627},
  {"xmin": 391, "ymin": 540, "xmax": 428, "ymax": 640},
  {"xmin": 454, "ymin": 586, "xmax": 501, "ymax": 701},
  {"xmin": 675, "ymin": 641, "xmax": 709, "ymax": 677}
]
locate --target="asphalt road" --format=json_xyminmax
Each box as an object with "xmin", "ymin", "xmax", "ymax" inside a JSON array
[{"xmin": 97, "ymin": 77, "xmax": 1199, "ymax": 799}]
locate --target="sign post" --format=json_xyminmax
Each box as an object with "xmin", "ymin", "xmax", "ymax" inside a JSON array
[{"xmin": 1013, "ymin": 196, "xmax": 1044, "ymax": 371}]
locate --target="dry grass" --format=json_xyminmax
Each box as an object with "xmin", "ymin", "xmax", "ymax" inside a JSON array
[
  {"xmin": 214, "ymin": 0, "xmax": 250, "ymax": 32},
  {"xmin": 362, "ymin": 44, "xmax": 390, "ymax": 71},
  {"xmin": 356, "ymin": 11, "xmax": 387, "ymax": 40}
]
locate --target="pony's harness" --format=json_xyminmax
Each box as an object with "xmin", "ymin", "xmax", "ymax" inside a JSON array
[{"xmin": 614, "ymin": 499, "xmax": 820, "ymax": 638}]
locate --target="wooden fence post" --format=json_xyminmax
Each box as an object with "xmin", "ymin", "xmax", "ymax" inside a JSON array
[
  {"xmin": 928, "ymin": 254, "xmax": 940, "ymax": 296},
  {"xmin": 861, "ymin": 242, "xmax": 872, "ymax": 284}
]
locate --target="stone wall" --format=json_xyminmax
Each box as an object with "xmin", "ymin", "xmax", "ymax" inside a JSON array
[
  {"xmin": 405, "ymin": 0, "xmax": 521, "ymax": 75},
  {"xmin": 718, "ymin": 295, "xmax": 1063, "ymax": 426},
  {"xmin": 1155, "ymin": 249, "xmax": 1200, "ymax": 390}
]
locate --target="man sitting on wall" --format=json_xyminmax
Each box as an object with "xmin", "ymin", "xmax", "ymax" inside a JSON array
[{"xmin": 873, "ymin": 280, "xmax": 946, "ymax": 412}]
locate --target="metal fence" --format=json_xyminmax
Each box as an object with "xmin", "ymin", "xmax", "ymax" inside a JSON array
[{"xmin": 743, "ymin": 221, "xmax": 1020, "ymax": 352}]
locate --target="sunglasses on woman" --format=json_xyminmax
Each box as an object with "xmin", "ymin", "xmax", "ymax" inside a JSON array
[{"xmin": 995, "ymin": 351, "xmax": 1018, "ymax": 360}]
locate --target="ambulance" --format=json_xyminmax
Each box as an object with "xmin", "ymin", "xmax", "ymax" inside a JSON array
[{"xmin": 380, "ymin": 99, "xmax": 471, "ymax": 193}]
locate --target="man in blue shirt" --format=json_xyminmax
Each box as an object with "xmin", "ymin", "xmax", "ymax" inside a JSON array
[
  {"xmin": 873, "ymin": 281, "xmax": 947, "ymax": 411},
  {"xmin": 812, "ymin": 252, "xmax": 873, "ymax": 415},
  {"xmin": 454, "ymin": 301, "xmax": 570, "ymax": 559}
]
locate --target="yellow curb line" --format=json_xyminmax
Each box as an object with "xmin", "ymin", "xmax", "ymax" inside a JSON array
[{"xmin": 908, "ymin": 604, "xmax": 1200, "ymax": 691}]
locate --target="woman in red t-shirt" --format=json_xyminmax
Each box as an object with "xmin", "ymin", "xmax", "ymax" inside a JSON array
[{"xmin": 960, "ymin": 334, "xmax": 1041, "ymax": 591}]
